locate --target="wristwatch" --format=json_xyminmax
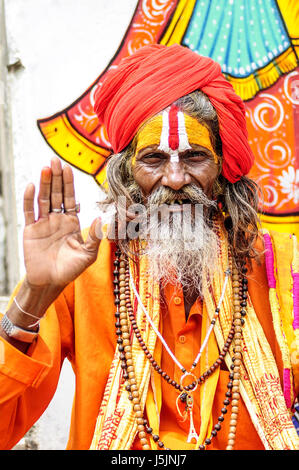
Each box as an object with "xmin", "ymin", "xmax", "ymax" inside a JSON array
[{"xmin": 1, "ymin": 314, "xmax": 39, "ymax": 343}]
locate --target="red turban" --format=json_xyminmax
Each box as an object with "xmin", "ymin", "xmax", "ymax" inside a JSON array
[{"xmin": 94, "ymin": 44, "xmax": 254, "ymax": 183}]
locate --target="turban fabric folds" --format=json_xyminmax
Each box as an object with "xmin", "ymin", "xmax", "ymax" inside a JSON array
[{"xmin": 94, "ymin": 44, "xmax": 254, "ymax": 183}]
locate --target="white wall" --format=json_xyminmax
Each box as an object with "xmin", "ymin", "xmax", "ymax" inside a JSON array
[{"xmin": 5, "ymin": 0, "xmax": 137, "ymax": 450}]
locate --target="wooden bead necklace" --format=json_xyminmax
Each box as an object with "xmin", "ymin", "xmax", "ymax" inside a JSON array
[{"xmin": 113, "ymin": 247, "xmax": 247, "ymax": 450}]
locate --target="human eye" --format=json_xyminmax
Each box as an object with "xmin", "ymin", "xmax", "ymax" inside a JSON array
[
  {"xmin": 183, "ymin": 151, "xmax": 208, "ymax": 162},
  {"xmin": 141, "ymin": 153, "xmax": 166, "ymax": 164}
]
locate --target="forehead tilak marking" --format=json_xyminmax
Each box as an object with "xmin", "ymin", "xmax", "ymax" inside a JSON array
[
  {"xmin": 133, "ymin": 106, "xmax": 218, "ymax": 164},
  {"xmin": 158, "ymin": 105, "xmax": 191, "ymax": 162}
]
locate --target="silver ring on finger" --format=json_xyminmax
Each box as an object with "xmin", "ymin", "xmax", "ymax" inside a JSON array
[
  {"xmin": 52, "ymin": 206, "xmax": 64, "ymax": 213},
  {"xmin": 65, "ymin": 203, "xmax": 80, "ymax": 214}
]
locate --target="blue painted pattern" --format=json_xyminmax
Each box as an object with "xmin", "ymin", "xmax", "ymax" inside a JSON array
[{"xmin": 182, "ymin": 0, "xmax": 291, "ymax": 77}]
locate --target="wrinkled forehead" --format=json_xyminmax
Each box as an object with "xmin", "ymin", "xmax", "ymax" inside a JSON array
[{"xmin": 134, "ymin": 104, "xmax": 217, "ymax": 161}]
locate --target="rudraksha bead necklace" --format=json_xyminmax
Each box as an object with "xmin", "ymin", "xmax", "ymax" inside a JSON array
[
  {"xmin": 113, "ymin": 247, "xmax": 247, "ymax": 450},
  {"xmin": 127, "ymin": 265, "xmax": 235, "ymax": 393}
]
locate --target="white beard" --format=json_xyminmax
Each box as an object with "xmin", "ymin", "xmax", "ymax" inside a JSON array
[{"xmin": 140, "ymin": 205, "xmax": 219, "ymax": 296}]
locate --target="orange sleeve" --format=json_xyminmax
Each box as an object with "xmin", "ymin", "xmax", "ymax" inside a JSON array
[{"xmin": 0, "ymin": 283, "xmax": 74, "ymax": 450}]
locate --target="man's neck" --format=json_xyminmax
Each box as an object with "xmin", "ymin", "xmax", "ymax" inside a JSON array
[{"xmin": 183, "ymin": 286, "xmax": 200, "ymax": 321}]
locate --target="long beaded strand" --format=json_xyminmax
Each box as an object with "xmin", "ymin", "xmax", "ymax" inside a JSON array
[
  {"xmin": 126, "ymin": 263, "xmax": 235, "ymax": 393},
  {"xmin": 129, "ymin": 268, "xmax": 232, "ymax": 375},
  {"xmin": 113, "ymin": 248, "xmax": 246, "ymax": 450},
  {"xmin": 226, "ymin": 263, "xmax": 247, "ymax": 450},
  {"xmin": 114, "ymin": 249, "xmax": 152, "ymax": 450}
]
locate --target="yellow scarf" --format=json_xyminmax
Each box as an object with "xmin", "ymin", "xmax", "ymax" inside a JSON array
[{"xmin": 90, "ymin": 228, "xmax": 299, "ymax": 450}]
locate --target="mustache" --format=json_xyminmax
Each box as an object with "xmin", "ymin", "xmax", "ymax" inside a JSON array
[{"xmin": 146, "ymin": 184, "xmax": 217, "ymax": 208}]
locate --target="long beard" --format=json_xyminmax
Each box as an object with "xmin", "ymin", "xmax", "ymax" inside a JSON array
[{"xmin": 137, "ymin": 185, "xmax": 220, "ymax": 295}]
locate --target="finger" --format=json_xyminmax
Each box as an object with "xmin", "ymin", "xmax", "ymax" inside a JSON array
[
  {"xmin": 38, "ymin": 167, "xmax": 52, "ymax": 219},
  {"xmin": 62, "ymin": 165, "xmax": 76, "ymax": 213},
  {"xmin": 84, "ymin": 217, "xmax": 102, "ymax": 253},
  {"xmin": 23, "ymin": 183, "xmax": 36, "ymax": 226},
  {"xmin": 50, "ymin": 157, "xmax": 63, "ymax": 211}
]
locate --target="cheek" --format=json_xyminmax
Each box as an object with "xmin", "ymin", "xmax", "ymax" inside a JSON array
[
  {"xmin": 191, "ymin": 162, "xmax": 219, "ymax": 194},
  {"xmin": 132, "ymin": 163, "xmax": 160, "ymax": 195}
]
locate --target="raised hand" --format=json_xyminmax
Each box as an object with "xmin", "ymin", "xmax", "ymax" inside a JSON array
[{"xmin": 23, "ymin": 157, "xmax": 102, "ymax": 289}]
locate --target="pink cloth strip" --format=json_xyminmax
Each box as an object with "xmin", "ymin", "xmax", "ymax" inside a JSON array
[
  {"xmin": 263, "ymin": 233, "xmax": 276, "ymax": 288},
  {"xmin": 292, "ymin": 272, "xmax": 299, "ymax": 329},
  {"xmin": 283, "ymin": 368, "xmax": 292, "ymax": 409}
]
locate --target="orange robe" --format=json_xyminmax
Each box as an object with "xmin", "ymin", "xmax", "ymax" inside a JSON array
[{"xmin": 0, "ymin": 238, "xmax": 283, "ymax": 450}]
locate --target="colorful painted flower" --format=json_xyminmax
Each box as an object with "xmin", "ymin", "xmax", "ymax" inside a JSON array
[{"xmin": 278, "ymin": 166, "xmax": 299, "ymax": 204}]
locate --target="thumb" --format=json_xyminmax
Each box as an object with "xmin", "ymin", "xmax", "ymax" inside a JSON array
[{"xmin": 84, "ymin": 217, "xmax": 103, "ymax": 253}]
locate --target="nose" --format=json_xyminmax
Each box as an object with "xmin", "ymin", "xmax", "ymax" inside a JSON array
[{"xmin": 161, "ymin": 161, "xmax": 191, "ymax": 191}]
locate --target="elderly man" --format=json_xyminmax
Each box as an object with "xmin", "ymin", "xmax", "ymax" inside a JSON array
[{"xmin": 0, "ymin": 44, "xmax": 298, "ymax": 451}]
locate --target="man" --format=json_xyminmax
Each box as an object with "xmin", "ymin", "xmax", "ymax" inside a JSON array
[{"xmin": 0, "ymin": 44, "xmax": 298, "ymax": 450}]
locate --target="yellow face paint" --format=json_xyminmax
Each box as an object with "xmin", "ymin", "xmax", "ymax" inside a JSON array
[
  {"xmin": 133, "ymin": 108, "xmax": 218, "ymax": 164},
  {"xmin": 184, "ymin": 114, "xmax": 218, "ymax": 163},
  {"xmin": 132, "ymin": 115, "xmax": 163, "ymax": 165}
]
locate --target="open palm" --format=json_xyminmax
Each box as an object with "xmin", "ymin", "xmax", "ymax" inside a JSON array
[{"xmin": 23, "ymin": 157, "xmax": 101, "ymax": 288}]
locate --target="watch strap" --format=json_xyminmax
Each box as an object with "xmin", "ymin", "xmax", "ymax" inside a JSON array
[{"xmin": 1, "ymin": 314, "xmax": 39, "ymax": 343}]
